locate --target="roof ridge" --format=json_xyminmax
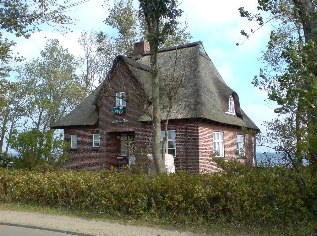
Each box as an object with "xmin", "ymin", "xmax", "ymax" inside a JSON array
[
  {"xmin": 119, "ymin": 55, "xmax": 151, "ymax": 72},
  {"xmin": 141, "ymin": 41, "xmax": 202, "ymax": 56}
]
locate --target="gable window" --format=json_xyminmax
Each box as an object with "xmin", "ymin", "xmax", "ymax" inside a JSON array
[
  {"xmin": 237, "ymin": 135, "xmax": 245, "ymax": 157},
  {"xmin": 70, "ymin": 134, "xmax": 77, "ymax": 149},
  {"xmin": 93, "ymin": 134, "xmax": 100, "ymax": 148},
  {"xmin": 160, "ymin": 130, "xmax": 176, "ymax": 157},
  {"xmin": 227, "ymin": 95, "xmax": 235, "ymax": 115},
  {"xmin": 115, "ymin": 92, "xmax": 126, "ymax": 108},
  {"xmin": 213, "ymin": 132, "xmax": 224, "ymax": 157}
]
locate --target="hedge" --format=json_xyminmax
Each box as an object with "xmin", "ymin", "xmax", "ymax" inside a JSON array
[{"xmin": 0, "ymin": 166, "xmax": 316, "ymax": 234}]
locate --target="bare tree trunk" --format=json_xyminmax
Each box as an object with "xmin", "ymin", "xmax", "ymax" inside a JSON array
[
  {"xmin": 151, "ymin": 45, "xmax": 165, "ymax": 174},
  {"xmin": 0, "ymin": 111, "xmax": 9, "ymax": 153}
]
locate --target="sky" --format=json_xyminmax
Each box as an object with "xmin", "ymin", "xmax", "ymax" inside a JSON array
[{"xmin": 11, "ymin": 0, "xmax": 277, "ymax": 134}]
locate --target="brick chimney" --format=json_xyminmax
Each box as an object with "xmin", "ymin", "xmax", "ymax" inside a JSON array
[{"xmin": 133, "ymin": 41, "xmax": 150, "ymax": 58}]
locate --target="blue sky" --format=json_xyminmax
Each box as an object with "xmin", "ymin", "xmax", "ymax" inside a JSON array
[{"xmin": 12, "ymin": 0, "xmax": 277, "ymax": 133}]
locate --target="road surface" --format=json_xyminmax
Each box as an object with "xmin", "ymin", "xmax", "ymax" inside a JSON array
[
  {"xmin": 0, "ymin": 223, "xmax": 82, "ymax": 236},
  {"xmin": 0, "ymin": 210, "xmax": 212, "ymax": 236}
]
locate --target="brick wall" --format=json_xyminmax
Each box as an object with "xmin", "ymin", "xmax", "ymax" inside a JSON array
[
  {"xmin": 64, "ymin": 126, "xmax": 103, "ymax": 170},
  {"xmin": 196, "ymin": 120, "xmax": 256, "ymax": 173}
]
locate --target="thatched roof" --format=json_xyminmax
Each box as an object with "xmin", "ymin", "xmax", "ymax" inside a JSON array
[
  {"xmin": 52, "ymin": 41, "xmax": 259, "ymax": 131},
  {"xmin": 51, "ymin": 88, "xmax": 99, "ymax": 128}
]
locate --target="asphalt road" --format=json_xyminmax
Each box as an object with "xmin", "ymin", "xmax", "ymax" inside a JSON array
[{"xmin": 0, "ymin": 224, "xmax": 80, "ymax": 236}]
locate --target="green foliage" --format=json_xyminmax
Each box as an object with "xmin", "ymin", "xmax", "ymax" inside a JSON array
[
  {"xmin": 18, "ymin": 39, "xmax": 87, "ymax": 130},
  {"xmin": 240, "ymin": 0, "xmax": 317, "ymax": 171},
  {"xmin": 139, "ymin": 0, "xmax": 183, "ymax": 46},
  {"xmin": 0, "ymin": 0, "xmax": 74, "ymax": 78},
  {"xmin": 0, "ymin": 167, "xmax": 316, "ymax": 234},
  {"xmin": 9, "ymin": 129, "xmax": 67, "ymax": 170},
  {"xmin": 101, "ymin": 0, "xmax": 191, "ymax": 57}
]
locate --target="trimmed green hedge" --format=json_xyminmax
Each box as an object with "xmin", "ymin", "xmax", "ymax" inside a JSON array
[{"xmin": 0, "ymin": 166, "xmax": 316, "ymax": 234}]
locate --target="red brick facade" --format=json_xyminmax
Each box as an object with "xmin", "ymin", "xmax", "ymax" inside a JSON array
[{"xmin": 64, "ymin": 119, "xmax": 255, "ymax": 172}]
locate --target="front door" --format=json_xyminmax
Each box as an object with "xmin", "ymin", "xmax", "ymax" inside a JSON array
[{"xmin": 119, "ymin": 133, "xmax": 135, "ymax": 166}]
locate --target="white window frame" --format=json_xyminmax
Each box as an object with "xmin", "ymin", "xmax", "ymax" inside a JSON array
[
  {"xmin": 70, "ymin": 134, "xmax": 77, "ymax": 149},
  {"xmin": 93, "ymin": 133, "xmax": 100, "ymax": 148},
  {"xmin": 115, "ymin": 92, "xmax": 126, "ymax": 108},
  {"xmin": 213, "ymin": 132, "xmax": 224, "ymax": 157},
  {"xmin": 237, "ymin": 134, "xmax": 245, "ymax": 157},
  {"xmin": 160, "ymin": 130, "xmax": 176, "ymax": 157},
  {"xmin": 227, "ymin": 95, "xmax": 235, "ymax": 115}
]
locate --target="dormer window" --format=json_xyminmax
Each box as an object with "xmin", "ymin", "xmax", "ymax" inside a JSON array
[
  {"xmin": 115, "ymin": 92, "xmax": 126, "ymax": 108},
  {"xmin": 227, "ymin": 95, "xmax": 235, "ymax": 115}
]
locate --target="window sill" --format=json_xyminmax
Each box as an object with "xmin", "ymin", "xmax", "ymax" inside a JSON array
[{"xmin": 225, "ymin": 111, "xmax": 236, "ymax": 115}]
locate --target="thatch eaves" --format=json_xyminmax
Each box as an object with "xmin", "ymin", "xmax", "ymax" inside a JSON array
[{"xmin": 51, "ymin": 87, "xmax": 100, "ymax": 128}]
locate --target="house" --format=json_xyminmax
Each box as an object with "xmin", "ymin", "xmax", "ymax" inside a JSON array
[{"xmin": 51, "ymin": 41, "xmax": 260, "ymax": 173}]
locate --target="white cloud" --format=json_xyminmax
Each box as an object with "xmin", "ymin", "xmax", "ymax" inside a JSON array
[
  {"xmin": 181, "ymin": 0, "xmax": 258, "ymax": 28},
  {"xmin": 13, "ymin": 31, "xmax": 84, "ymax": 61}
]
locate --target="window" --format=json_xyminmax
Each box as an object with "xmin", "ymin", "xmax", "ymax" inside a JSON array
[
  {"xmin": 160, "ymin": 130, "xmax": 176, "ymax": 157},
  {"xmin": 237, "ymin": 135, "xmax": 245, "ymax": 157},
  {"xmin": 213, "ymin": 132, "xmax": 224, "ymax": 157},
  {"xmin": 227, "ymin": 95, "xmax": 235, "ymax": 115},
  {"xmin": 93, "ymin": 134, "xmax": 100, "ymax": 148},
  {"xmin": 70, "ymin": 134, "xmax": 77, "ymax": 149},
  {"xmin": 115, "ymin": 92, "xmax": 126, "ymax": 108}
]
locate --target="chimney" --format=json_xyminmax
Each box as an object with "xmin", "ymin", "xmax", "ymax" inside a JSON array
[{"xmin": 133, "ymin": 41, "xmax": 150, "ymax": 58}]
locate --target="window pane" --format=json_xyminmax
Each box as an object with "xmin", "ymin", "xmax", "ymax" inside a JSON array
[
  {"xmin": 115, "ymin": 92, "xmax": 120, "ymax": 107},
  {"xmin": 93, "ymin": 134, "xmax": 100, "ymax": 147},
  {"xmin": 168, "ymin": 130, "xmax": 176, "ymax": 140},
  {"xmin": 219, "ymin": 143, "xmax": 224, "ymax": 156},
  {"xmin": 237, "ymin": 135, "xmax": 244, "ymax": 142},
  {"xmin": 160, "ymin": 131, "xmax": 166, "ymax": 141},
  {"xmin": 120, "ymin": 92, "xmax": 126, "ymax": 107},
  {"xmin": 160, "ymin": 130, "xmax": 176, "ymax": 157},
  {"xmin": 213, "ymin": 132, "xmax": 224, "ymax": 157},
  {"xmin": 71, "ymin": 135, "xmax": 77, "ymax": 149},
  {"xmin": 168, "ymin": 140, "xmax": 176, "ymax": 149},
  {"xmin": 168, "ymin": 149, "xmax": 176, "ymax": 157}
]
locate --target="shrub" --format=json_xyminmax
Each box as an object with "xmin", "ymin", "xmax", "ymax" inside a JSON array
[{"xmin": 0, "ymin": 166, "xmax": 315, "ymax": 234}]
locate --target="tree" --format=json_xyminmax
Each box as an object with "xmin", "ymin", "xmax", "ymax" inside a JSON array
[
  {"xmin": 105, "ymin": 0, "xmax": 142, "ymax": 55},
  {"xmin": 0, "ymin": 79, "xmax": 27, "ymax": 155},
  {"xmin": 9, "ymin": 129, "xmax": 66, "ymax": 169},
  {"xmin": 10, "ymin": 39, "xmax": 87, "ymax": 165},
  {"xmin": 78, "ymin": 31, "xmax": 116, "ymax": 92},
  {"xmin": 105, "ymin": 0, "xmax": 191, "ymax": 54},
  {"xmin": 0, "ymin": 0, "xmax": 78, "ymax": 77},
  {"xmin": 18, "ymin": 39, "xmax": 86, "ymax": 131},
  {"xmin": 139, "ymin": 0, "xmax": 183, "ymax": 174},
  {"xmin": 240, "ymin": 0, "xmax": 317, "ymax": 171}
]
